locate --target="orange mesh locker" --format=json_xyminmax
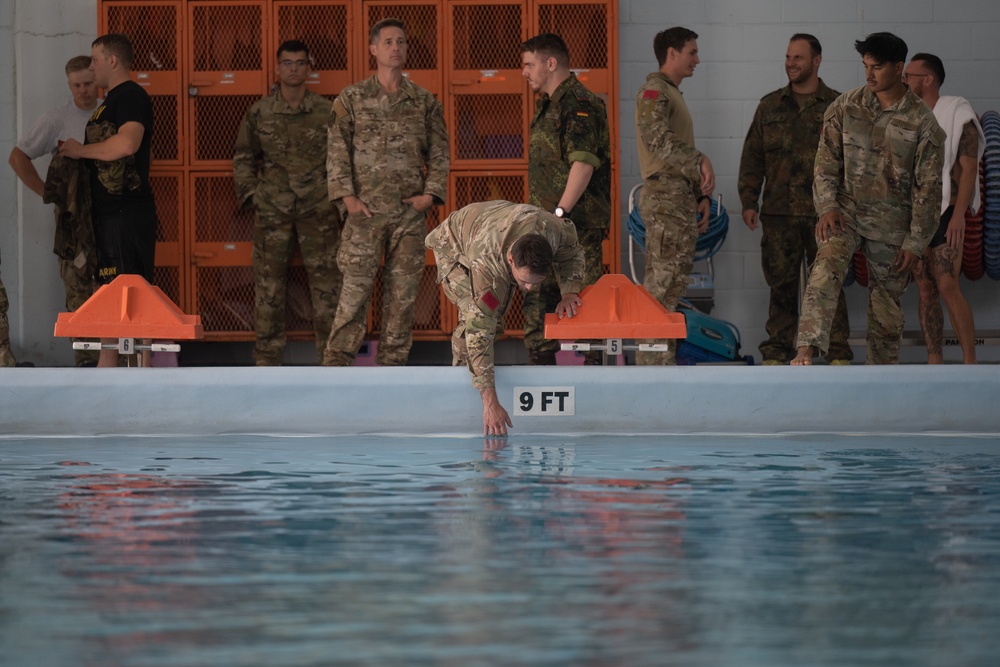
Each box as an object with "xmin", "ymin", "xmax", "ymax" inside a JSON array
[
  {"xmin": 273, "ymin": 1, "xmax": 355, "ymax": 96},
  {"xmin": 101, "ymin": 1, "xmax": 185, "ymax": 164},
  {"xmin": 149, "ymin": 170, "xmax": 186, "ymax": 310},
  {"xmin": 361, "ymin": 1, "xmax": 444, "ymax": 97},
  {"xmin": 450, "ymin": 171, "xmax": 528, "ymax": 209},
  {"xmin": 186, "ymin": 1, "xmax": 268, "ymax": 167},
  {"xmin": 446, "ymin": 0, "xmax": 529, "ymax": 167},
  {"xmin": 188, "ymin": 171, "xmax": 255, "ymax": 339}
]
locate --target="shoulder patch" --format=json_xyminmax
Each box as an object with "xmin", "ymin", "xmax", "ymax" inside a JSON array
[
  {"xmin": 480, "ymin": 291, "xmax": 500, "ymax": 311},
  {"xmin": 643, "ymin": 90, "xmax": 659, "ymax": 100},
  {"xmin": 332, "ymin": 98, "xmax": 349, "ymax": 120}
]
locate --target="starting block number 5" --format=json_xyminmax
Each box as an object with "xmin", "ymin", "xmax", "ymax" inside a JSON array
[{"xmin": 513, "ymin": 386, "xmax": 575, "ymax": 416}]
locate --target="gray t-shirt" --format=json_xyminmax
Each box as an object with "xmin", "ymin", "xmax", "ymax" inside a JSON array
[{"xmin": 16, "ymin": 99, "xmax": 101, "ymax": 159}]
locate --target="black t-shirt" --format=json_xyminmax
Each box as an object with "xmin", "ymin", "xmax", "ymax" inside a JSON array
[{"xmin": 86, "ymin": 79, "xmax": 154, "ymax": 211}]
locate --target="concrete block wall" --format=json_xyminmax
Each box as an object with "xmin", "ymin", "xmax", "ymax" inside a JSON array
[
  {"xmin": 619, "ymin": 0, "xmax": 1000, "ymax": 363},
  {"xmin": 2, "ymin": 0, "xmax": 999, "ymax": 365}
]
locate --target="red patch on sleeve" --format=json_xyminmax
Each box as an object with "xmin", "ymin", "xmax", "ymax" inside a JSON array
[
  {"xmin": 642, "ymin": 90, "xmax": 659, "ymax": 100},
  {"xmin": 480, "ymin": 291, "xmax": 499, "ymax": 311}
]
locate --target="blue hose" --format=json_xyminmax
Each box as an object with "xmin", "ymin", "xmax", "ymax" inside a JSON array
[{"xmin": 627, "ymin": 197, "xmax": 729, "ymax": 261}]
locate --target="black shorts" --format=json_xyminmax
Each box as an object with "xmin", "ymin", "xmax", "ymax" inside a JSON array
[
  {"xmin": 94, "ymin": 203, "xmax": 158, "ymax": 285},
  {"xmin": 928, "ymin": 205, "xmax": 955, "ymax": 249}
]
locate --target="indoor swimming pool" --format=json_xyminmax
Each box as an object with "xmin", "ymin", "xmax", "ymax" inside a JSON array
[{"xmin": 2, "ymin": 433, "xmax": 998, "ymax": 666}]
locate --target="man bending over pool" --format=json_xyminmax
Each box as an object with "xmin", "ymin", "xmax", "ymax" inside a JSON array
[{"xmin": 426, "ymin": 201, "xmax": 585, "ymax": 436}]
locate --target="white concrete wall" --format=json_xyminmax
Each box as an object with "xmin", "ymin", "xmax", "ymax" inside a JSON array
[
  {"xmin": 2, "ymin": 0, "xmax": 99, "ymax": 366},
  {"xmin": 2, "ymin": 1, "xmax": 999, "ymax": 366}
]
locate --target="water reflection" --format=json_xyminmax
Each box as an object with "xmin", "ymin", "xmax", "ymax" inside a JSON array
[{"xmin": 0, "ymin": 436, "xmax": 997, "ymax": 666}]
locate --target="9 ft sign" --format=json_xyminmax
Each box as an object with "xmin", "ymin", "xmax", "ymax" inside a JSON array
[{"xmin": 513, "ymin": 386, "xmax": 575, "ymax": 416}]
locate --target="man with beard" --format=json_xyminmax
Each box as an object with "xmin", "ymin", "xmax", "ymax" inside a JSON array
[
  {"xmin": 738, "ymin": 34, "xmax": 852, "ymax": 365},
  {"xmin": 425, "ymin": 201, "xmax": 584, "ymax": 436},
  {"xmin": 793, "ymin": 32, "xmax": 944, "ymax": 365}
]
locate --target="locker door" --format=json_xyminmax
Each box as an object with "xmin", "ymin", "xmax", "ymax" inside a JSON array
[
  {"xmin": 273, "ymin": 1, "xmax": 356, "ymax": 97},
  {"xmin": 446, "ymin": 0, "xmax": 529, "ymax": 169},
  {"xmin": 101, "ymin": 1, "xmax": 185, "ymax": 165},
  {"xmin": 149, "ymin": 170, "xmax": 186, "ymax": 310},
  {"xmin": 186, "ymin": 0, "xmax": 268, "ymax": 167},
  {"xmin": 188, "ymin": 171, "xmax": 255, "ymax": 340}
]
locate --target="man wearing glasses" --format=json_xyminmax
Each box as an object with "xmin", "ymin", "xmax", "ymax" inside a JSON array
[{"xmin": 234, "ymin": 40, "xmax": 343, "ymax": 366}]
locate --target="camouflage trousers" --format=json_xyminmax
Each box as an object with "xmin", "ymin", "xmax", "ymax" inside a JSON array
[
  {"xmin": 440, "ymin": 263, "xmax": 506, "ymax": 372},
  {"xmin": 0, "ymin": 255, "xmax": 15, "ymax": 367},
  {"xmin": 252, "ymin": 201, "xmax": 343, "ymax": 366},
  {"xmin": 60, "ymin": 256, "xmax": 99, "ymax": 366},
  {"xmin": 635, "ymin": 186, "xmax": 698, "ymax": 365},
  {"xmin": 322, "ymin": 206, "xmax": 426, "ymax": 366},
  {"xmin": 797, "ymin": 228, "xmax": 908, "ymax": 364},
  {"xmin": 522, "ymin": 227, "xmax": 606, "ymax": 362},
  {"xmin": 759, "ymin": 215, "xmax": 852, "ymax": 363}
]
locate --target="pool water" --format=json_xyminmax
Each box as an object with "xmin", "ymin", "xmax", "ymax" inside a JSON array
[{"xmin": 1, "ymin": 435, "xmax": 998, "ymax": 666}]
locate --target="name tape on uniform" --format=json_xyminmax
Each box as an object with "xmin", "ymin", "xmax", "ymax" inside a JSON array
[{"xmin": 513, "ymin": 386, "xmax": 575, "ymax": 416}]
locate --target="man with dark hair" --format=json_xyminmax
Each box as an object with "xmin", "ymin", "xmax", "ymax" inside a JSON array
[
  {"xmin": 426, "ymin": 201, "xmax": 585, "ymax": 436},
  {"xmin": 59, "ymin": 33, "xmax": 159, "ymax": 367},
  {"xmin": 793, "ymin": 32, "xmax": 945, "ymax": 365},
  {"xmin": 323, "ymin": 17, "xmax": 450, "ymax": 367},
  {"xmin": 739, "ymin": 34, "xmax": 852, "ymax": 366},
  {"xmin": 634, "ymin": 26, "xmax": 715, "ymax": 365},
  {"xmin": 520, "ymin": 32, "xmax": 610, "ymax": 366},
  {"xmin": 8, "ymin": 55, "xmax": 102, "ymax": 366},
  {"xmin": 234, "ymin": 39, "xmax": 342, "ymax": 366},
  {"xmin": 904, "ymin": 52, "xmax": 984, "ymax": 364}
]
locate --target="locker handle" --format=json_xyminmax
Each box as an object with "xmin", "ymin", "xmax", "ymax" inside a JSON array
[
  {"xmin": 451, "ymin": 79, "xmax": 474, "ymax": 86},
  {"xmin": 192, "ymin": 250, "xmax": 216, "ymax": 263},
  {"xmin": 190, "ymin": 80, "xmax": 213, "ymax": 87}
]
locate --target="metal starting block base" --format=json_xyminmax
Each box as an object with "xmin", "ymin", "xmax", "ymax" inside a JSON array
[{"xmin": 74, "ymin": 339, "xmax": 182, "ymax": 355}]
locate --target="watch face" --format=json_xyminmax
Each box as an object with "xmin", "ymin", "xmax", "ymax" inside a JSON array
[{"xmin": 555, "ymin": 207, "xmax": 565, "ymax": 218}]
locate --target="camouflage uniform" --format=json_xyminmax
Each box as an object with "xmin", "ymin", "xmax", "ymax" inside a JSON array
[
  {"xmin": 234, "ymin": 89, "xmax": 343, "ymax": 366},
  {"xmin": 524, "ymin": 74, "xmax": 611, "ymax": 363},
  {"xmin": 738, "ymin": 80, "xmax": 853, "ymax": 364},
  {"xmin": 42, "ymin": 155, "xmax": 98, "ymax": 365},
  {"xmin": 323, "ymin": 75, "xmax": 449, "ymax": 366},
  {"xmin": 426, "ymin": 201, "xmax": 585, "ymax": 389},
  {"xmin": 0, "ymin": 252, "xmax": 16, "ymax": 367},
  {"xmin": 634, "ymin": 72, "xmax": 704, "ymax": 365},
  {"xmin": 798, "ymin": 85, "xmax": 945, "ymax": 364}
]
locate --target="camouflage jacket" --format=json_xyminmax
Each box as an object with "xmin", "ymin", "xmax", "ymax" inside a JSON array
[
  {"xmin": 426, "ymin": 201, "xmax": 585, "ymax": 389},
  {"xmin": 42, "ymin": 154, "xmax": 95, "ymax": 274},
  {"xmin": 528, "ymin": 74, "xmax": 611, "ymax": 229},
  {"xmin": 327, "ymin": 75, "xmax": 449, "ymax": 215},
  {"xmin": 738, "ymin": 79, "xmax": 840, "ymax": 217},
  {"xmin": 233, "ymin": 89, "xmax": 333, "ymax": 214},
  {"xmin": 635, "ymin": 72, "xmax": 702, "ymax": 195},
  {"xmin": 814, "ymin": 85, "xmax": 945, "ymax": 255}
]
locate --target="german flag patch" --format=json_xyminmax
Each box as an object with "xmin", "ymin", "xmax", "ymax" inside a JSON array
[
  {"xmin": 480, "ymin": 291, "xmax": 500, "ymax": 311},
  {"xmin": 576, "ymin": 111, "xmax": 589, "ymax": 118},
  {"xmin": 642, "ymin": 90, "xmax": 659, "ymax": 100}
]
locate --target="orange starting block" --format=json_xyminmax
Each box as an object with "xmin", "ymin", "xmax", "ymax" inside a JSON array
[
  {"xmin": 54, "ymin": 274, "xmax": 203, "ymax": 358},
  {"xmin": 544, "ymin": 274, "xmax": 686, "ymax": 360}
]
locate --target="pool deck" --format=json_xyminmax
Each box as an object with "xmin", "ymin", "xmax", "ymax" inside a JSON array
[{"xmin": 1, "ymin": 365, "xmax": 997, "ymax": 438}]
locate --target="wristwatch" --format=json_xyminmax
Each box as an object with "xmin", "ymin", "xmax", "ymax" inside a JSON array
[{"xmin": 554, "ymin": 206, "xmax": 568, "ymax": 218}]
